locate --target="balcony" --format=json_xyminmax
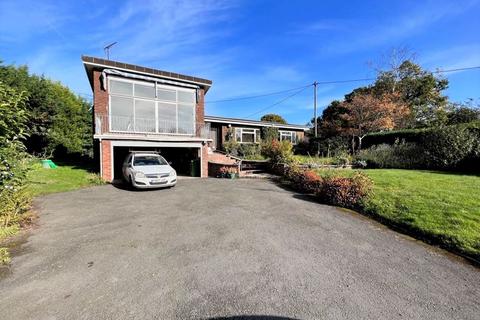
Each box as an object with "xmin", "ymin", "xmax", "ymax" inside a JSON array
[{"xmin": 95, "ymin": 114, "xmax": 211, "ymax": 139}]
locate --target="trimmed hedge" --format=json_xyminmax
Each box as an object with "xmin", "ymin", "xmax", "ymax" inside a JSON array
[{"xmin": 360, "ymin": 121, "xmax": 480, "ymax": 172}]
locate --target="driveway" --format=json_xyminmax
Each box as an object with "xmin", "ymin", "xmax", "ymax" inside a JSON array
[{"xmin": 1, "ymin": 179, "xmax": 479, "ymax": 319}]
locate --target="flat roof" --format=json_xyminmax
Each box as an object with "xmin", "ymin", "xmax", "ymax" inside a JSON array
[
  {"xmin": 204, "ymin": 115, "xmax": 309, "ymax": 131},
  {"xmin": 81, "ymin": 55, "xmax": 212, "ymax": 92}
]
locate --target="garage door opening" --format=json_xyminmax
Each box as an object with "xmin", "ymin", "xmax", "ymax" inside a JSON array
[{"xmin": 112, "ymin": 146, "xmax": 201, "ymax": 180}]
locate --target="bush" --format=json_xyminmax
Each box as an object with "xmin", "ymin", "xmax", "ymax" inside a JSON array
[
  {"xmin": 262, "ymin": 140, "xmax": 294, "ymax": 164},
  {"xmin": 332, "ymin": 152, "xmax": 351, "ymax": 166},
  {"xmin": 282, "ymin": 165, "xmax": 372, "ymax": 209},
  {"xmin": 0, "ymin": 143, "xmax": 32, "ymax": 229},
  {"xmin": 237, "ymin": 143, "xmax": 263, "ymax": 160},
  {"xmin": 421, "ymin": 124, "xmax": 478, "ymax": 169},
  {"xmin": 318, "ymin": 172, "xmax": 373, "ymax": 209},
  {"xmin": 356, "ymin": 142, "xmax": 425, "ymax": 169},
  {"xmin": 285, "ymin": 165, "xmax": 322, "ymax": 194},
  {"xmin": 361, "ymin": 121, "xmax": 480, "ymax": 172}
]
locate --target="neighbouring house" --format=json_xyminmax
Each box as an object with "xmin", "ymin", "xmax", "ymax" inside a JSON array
[
  {"xmin": 82, "ymin": 56, "xmax": 308, "ymax": 181},
  {"xmin": 204, "ymin": 116, "xmax": 307, "ymax": 151}
]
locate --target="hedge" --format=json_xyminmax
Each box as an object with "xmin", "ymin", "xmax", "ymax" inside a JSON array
[{"xmin": 359, "ymin": 121, "xmax": 480, "ymax": 172}]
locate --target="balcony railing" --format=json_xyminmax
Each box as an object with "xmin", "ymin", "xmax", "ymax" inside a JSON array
[{"xmin": 95, "ymin": 114, "xmax": 211, "ymax": 139}]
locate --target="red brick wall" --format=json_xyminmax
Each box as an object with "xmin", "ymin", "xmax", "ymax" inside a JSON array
[
  {"xmin": 101, "ymin": 140, "xmax": 112, "ymax": 181},
  {"xmin": 93, "ymin": 70, "xmax": 108, "ymax": 132},
  {"xmin": 196, "ymin": 89, "xmax": 205, "ymax": 123}
]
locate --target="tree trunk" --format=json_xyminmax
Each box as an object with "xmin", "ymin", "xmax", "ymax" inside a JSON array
[
  {"xmin": 351, "ymin": 135, "xmax": 356, "ymax": 154},
  {"xmin": 358, "ymin": 136, "xmax": 363, "ymax": 151}
]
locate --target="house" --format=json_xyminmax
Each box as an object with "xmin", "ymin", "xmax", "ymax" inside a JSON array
[
  {"xmin": 204, "ymin": 116, "xmax": 307, "ymax": 151},
  {"xmin": 82, "ymin": 56, "xmax": 308, "ymax": 181}
]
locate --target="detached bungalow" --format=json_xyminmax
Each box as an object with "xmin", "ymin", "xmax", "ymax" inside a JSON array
[{"xmin": 82, "ymin": 56, "xmax": 308, "ymax": 181}]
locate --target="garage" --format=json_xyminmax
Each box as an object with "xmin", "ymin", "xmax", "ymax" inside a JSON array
[{"xmin": 108, "ymin": 141, "xmax": 203, "ymax": 181}]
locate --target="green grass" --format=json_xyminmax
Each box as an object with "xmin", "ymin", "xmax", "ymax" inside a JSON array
[
  {"xmin": 293, "ymin": 155, "xmax": 335, "ymax": 165},
  {"xmin": 314, "ymin": 168, "xmax": 480, "ymax": 259},
  {"xmin": 27, "ymin": 161, "xmax": 104, "ymax": 197}
]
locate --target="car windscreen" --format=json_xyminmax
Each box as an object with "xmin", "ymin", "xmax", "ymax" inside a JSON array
[{"xmin": 133, "ymin": 155, "xmax": 167, "ymax": 166}]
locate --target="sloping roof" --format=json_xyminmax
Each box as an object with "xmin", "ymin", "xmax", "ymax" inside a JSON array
[
  {"xmin": 204, "ymin": 115, "xmax": 309, "ymax": 131},
  {"xmin": 81, "ymin": 55, "xmax": 212, "ymax": 92}
]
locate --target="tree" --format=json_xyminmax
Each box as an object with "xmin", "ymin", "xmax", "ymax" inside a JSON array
[
  {"xmin": 342, "ymin": 93, "xmax": 410, "ymax": 152},
  {"xmin": 261, "ymin": 113, "xmax": 287, "ymax": 124},
  {"xmin": 446, "ymin": 100, "xmax": 480, "ymax": 125},
  {"xmin": 0, "ymin": 61, "xmax": 92, "ymax": 157},
  {"xmin": 373, "ymin": 60, "xmax": 449, "ymax": 127}
]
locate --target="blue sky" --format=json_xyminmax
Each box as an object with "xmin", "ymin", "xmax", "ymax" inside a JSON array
[{"xmin": 1, "ymin": 0, "xmax": 479, "ymax": 125}]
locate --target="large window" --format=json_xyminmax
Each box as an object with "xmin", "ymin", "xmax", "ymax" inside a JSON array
[
  {"xmin": 235, "ymin": 128, "xmax": 260, "ymax": 143},
  {"xmin": 279, "ymin": 131, "xmax": 297, "ymax": 144},
  {"xmin": 108, "ymin": 77, "xmax": 196, "ymax": 134}
]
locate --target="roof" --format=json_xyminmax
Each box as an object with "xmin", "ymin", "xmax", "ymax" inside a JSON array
[
  {"xmin": 204, "ymin": 115, "xmax": 309, "ymax": 131},
  {"xmin": 81, "ymin": 55, "xmax": 212, "ymax": 92}
]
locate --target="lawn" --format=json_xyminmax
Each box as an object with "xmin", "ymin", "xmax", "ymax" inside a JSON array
[
  {"xmin": 315, "ymin": 168, "xmax": 480, "ymax": 259},
  {"xmin": 27, "ymin": 161, "xmax": 104, "ymax": 197}
]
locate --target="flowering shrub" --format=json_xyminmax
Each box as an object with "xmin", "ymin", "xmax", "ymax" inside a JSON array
[{"xmin": 318, "ymin": 172, "xmax": 372, "ymax": 209}]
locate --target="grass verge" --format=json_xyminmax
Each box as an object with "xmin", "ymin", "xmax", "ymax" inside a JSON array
[
  {"xmin": 26, "ymin": 161, "xmax": 104, "ymax": 197},
  {"xmin": 315, "ymin": 168, "xmax": 480, "ymax": 261}
]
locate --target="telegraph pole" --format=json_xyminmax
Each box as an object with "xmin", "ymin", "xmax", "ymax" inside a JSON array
[{"xmin": 313, "ymin": 81, "xmax": 318, "ymax": 138}]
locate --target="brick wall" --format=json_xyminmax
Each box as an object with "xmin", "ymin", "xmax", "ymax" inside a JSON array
[
  {"xmin": 93, "ymin": 70, "xmax": 108, "ymax": 133},
  {"xmin": 101, "ymin": 140, "xmax": 112, "ymax": 181}
]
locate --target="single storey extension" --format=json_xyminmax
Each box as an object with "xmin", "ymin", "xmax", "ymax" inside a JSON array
[{"xmin": 82, "ymin": 56, "xmax": 308, "ymax": 181}]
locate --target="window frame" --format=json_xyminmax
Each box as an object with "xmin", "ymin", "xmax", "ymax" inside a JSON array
[
  {"xmin": 107, "ymin": 76, "xmax": 196, "ymax": 135},
  {"xmin": 279, "ymin": 130, "xmax": 298, "ymax": 144},
  {"xmin": 234, "ymin": 127, "xmax": 261, "ymax": 143}
]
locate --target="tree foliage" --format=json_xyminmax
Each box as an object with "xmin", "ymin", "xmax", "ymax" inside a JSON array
[
  {"xmin": 0, "ymin": 61, "xmax": 92, "ymax": 157},
  {"xmin": 261, "ymin": 113, "xmax": 287, "ymax": 124},
  {"xmin": 341, "ymin": 93, "xmax": 410, "ymax": 151}
]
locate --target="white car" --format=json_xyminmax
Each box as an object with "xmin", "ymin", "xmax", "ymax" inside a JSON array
[{"xmin": 122, "ymin": 152, "xmax": 177, "ymax": 189}]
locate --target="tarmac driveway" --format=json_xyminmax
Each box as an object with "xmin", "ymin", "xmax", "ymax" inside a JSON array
[{"xmin": 1, "ymin": 178, "xmax": 479, "ymax": 319}]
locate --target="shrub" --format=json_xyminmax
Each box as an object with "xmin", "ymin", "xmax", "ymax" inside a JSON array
[
  {"xmin": 262, "ymin": 140, "xmax": 294, "ymax": 164},
  {"xmin": 285, "ymin": 165, "xmax": 322, "ymax": 194},
  {"xmin": 0, "ymin": 143, "xmax": 32, "ymax": 228},
  {"xmin": 237, "ymin": 143, "xmax": 263, "ymax": 160},
  {"xmin": 356, "ymin": 141, "xmax": 425, "ymax": 169},
  {"xmin": 222, "ymin": 139, "xmax": 239, "ymax": 156},
  {"xmin": 318, "ymin": 172, "xmax": 373, "ymax": 209},
  {"xmin": 421, "ymin": 124, "xmax": 477, "ymax": 169},
  {"xmin": 332, "ymin": 152, "xmax": 351, "ymax": 166}
]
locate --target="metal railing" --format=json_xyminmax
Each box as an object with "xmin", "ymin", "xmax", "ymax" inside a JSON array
[{"xmin": 95, "ymin": 114, "xmax": 210, "ymax": 138}]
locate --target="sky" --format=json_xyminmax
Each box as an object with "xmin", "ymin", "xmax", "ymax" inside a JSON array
[{"xmin": 1, "ymin": 0, "xmax": 479, "ymax": 125}]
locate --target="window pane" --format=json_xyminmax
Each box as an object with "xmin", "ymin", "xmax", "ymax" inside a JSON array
[
  {"xmin": 157, "ymin": 89, "xmax": 176, "ymax": 102},
  {"xmin": 178, "ymin": 90, "xmax": 195, "ymax": 103},
  {"xmin": 110, "ymin": 96, "xmax": 134, "ymax": 131},
  {"xmin": 255, "ymin": 129, "xmax": 260, "ymax": 142},
  {"xmin": 157, "ymin": 102, "xmax": 177, "ymax": 133},
  {"xmin": 235, "ymin": 128, "xmax": 241, "ymax": 142},
  {"xmin": 135, "ymin": 99, "xmax": 155, "ymax": 132},
  {"xmin": 134, "ymin": 83, "xmax": 155, "ymax": 99},
  {"xmin": 110, "ymin": 80, "xmax": 133, "ymax": 96},
  {"xmin": 242, "ymin": 133, "xmax": 254, "ymax": 143},
  {"xmin": 177, "ymin": 103, "xmax": 194, "ymax": 134}
]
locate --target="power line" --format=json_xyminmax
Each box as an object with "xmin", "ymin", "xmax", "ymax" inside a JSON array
[
  {"xmin": 205, "ymin": 65, "xmax": 480, "ymax": 105},
  {"xmin": 205, "ymin": 84, "xmax": 313, "ymax": 103},
  {"xmin": 244, "ymin": 85, "xmax": 312, "ymax": 119}
]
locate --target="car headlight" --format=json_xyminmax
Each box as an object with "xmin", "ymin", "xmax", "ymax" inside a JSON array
[
  {"xmin": 169, "ymin": 170, "xmax": 176, "ymax": 177},
  {"xmin": 135, "ymin": 171, "xmax": 146, "ymax": 179}
]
